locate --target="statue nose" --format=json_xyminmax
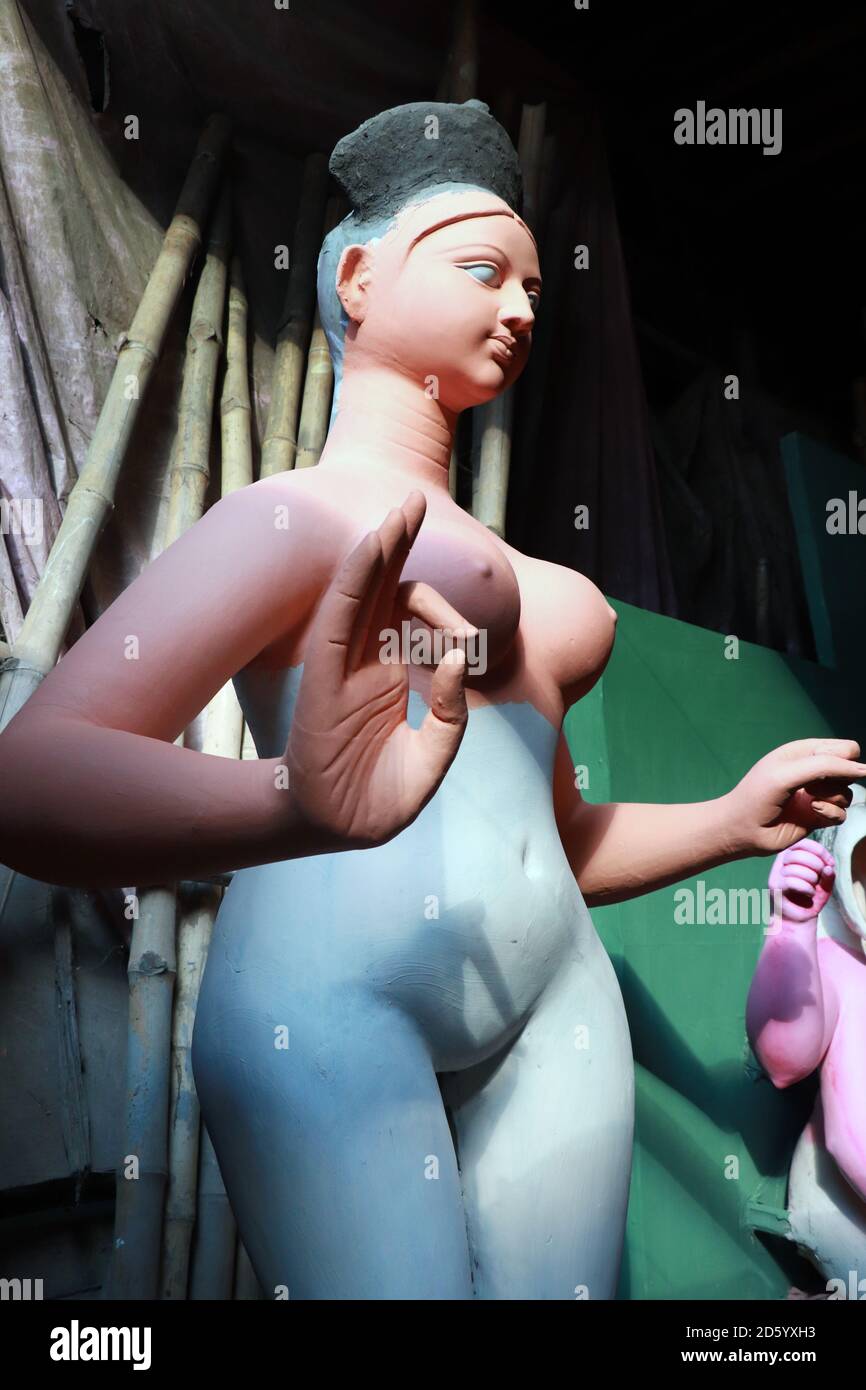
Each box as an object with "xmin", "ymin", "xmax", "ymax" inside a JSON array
[{"xmin": 498, "ymin": 300, "xmax": 534, "ymax": 335}]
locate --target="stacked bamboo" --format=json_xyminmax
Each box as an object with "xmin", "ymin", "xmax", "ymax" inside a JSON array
[
  {"xmin": 260, "ymin": 154, "xmax": 330, "ymax": 475},
  {"xmin": 188, "ymin": 1127, "xmax": 237, "ymax": 1299},
  {"xmin": 219, "ymin": 256, "xmax": 254, "ymax": 491},
  {"xmin": 161, "ymin": 881, "xmax": 226, "ymax": 1300},
  {"xmin": 162, "ymin": 247, "xmax": 254, "ymax": 1302},
  {"xmin": 471, "ymin": 101, "xmax": 546, "ymax": 537},
  {"xmin": 162, "ymin": 159, "xmax": 339, "ymax": 1298},
  {"xmin": 294, "ymin": 194, "xmax": 343, "ymax": 469},
  {"xmin": 437, "ymin": 0, "xmax": 549, "ymax": 543},
  {"xmin": 295, "ymin": 306, "xmax": 334, "ymax": 469},
  {"xmin": 109, "ymin": 183, "xmax": 232, "ymax": 1301}
]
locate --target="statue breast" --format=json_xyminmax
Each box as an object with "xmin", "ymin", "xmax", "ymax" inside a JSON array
[{"xmin": 397, "ymin": 524, "xmax": 522, "ymax": 672}]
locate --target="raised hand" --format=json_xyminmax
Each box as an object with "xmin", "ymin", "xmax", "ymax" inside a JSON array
[
  {"xmin": 284, "ymin": 491, "xmax": 475, "ymax": 850},
  {"xmin": 768, "ymin": 838, "xmax": 836, "ymax": 924},
  {"xmin": 724, "ymin": 739, "xmax": 866, "ymax": 857}
]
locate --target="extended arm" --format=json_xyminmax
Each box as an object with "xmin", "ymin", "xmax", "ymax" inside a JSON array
[
  {"xmin": 0, "ymin": 485, "xmax": 308, "ymax": 887},
  {"xmin": 553, "ymin": 736, "xmax": 738, "ymax": 906},
  {"xmin": 0, "ymin": 488, "xmax": 468, "ymax": 889}
]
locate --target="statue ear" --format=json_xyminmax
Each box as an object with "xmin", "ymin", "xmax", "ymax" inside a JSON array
[{"xmin": 336, "ymin": 244, "xmax": 373, "ymax": 323}]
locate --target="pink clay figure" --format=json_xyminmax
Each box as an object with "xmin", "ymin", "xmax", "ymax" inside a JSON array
[{"xmin": 747, "ymin": 789, "xmax": 866, "ymax": 1288}]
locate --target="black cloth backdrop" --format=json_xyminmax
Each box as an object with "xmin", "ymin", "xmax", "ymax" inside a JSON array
[{"xmin": 509, "ymin": 107, "xmax": 678, "ymax": 616}]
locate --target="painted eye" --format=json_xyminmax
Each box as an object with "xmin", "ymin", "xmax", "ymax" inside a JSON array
[
  {"xmin": 527, "ymin": 290, "xmax": 541, "ymax": 312},
  {"xmin": 460, "ymin": 263, "xmax": 500, "ymax": 286}
]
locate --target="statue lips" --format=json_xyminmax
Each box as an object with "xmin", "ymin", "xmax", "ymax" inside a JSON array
[{"xmin": 489, "ymin": 333, "xmax": 517, "ymax": 367}]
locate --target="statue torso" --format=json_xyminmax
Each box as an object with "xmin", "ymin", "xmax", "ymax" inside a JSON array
[{"xmin": 200, "ymin": 467, "xmax": 618, "ymax": 1071}]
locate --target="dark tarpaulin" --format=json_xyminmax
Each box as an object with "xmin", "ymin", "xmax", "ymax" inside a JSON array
[
  {"xmin": 652, "ymin": 368, "xmax": 816, "ymax": 659},
  {"xmin": 508, "ymin": 108, "xmax": 678, "ymax": 617}
]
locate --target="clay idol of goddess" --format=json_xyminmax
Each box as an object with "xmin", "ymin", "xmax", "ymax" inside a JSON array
[{"xmin": 1, "ymin": 102, "xmax": 863, "ymax": 1299}]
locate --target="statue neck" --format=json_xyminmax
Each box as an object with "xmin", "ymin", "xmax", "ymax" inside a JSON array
[{"xmin": 317, "ymin": 365, "xmax": 455, "ymax": 493}]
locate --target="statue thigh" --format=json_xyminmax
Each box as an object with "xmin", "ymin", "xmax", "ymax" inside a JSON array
[
  {"xmin": 191, "ymin": 977, "xmax": 475, "ymax": 1300},
  {"xmin": 440, "ymin": 944, "xmax": 635, "ymax": 1300}
]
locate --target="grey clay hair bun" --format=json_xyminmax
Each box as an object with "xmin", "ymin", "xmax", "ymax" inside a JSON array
[{"xmin": 328, "ymin": 99, "xmax": 523, "ymax": 220}]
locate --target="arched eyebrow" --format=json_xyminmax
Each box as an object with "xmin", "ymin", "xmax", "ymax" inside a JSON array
[{"xmin": 405, "ymin": 207, "xmax": 537, "ymax": 255}]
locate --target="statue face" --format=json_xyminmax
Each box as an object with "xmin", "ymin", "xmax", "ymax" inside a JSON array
[{"xmin": 338, "ymin": 191, "xmax": 541, "ymax": 411}]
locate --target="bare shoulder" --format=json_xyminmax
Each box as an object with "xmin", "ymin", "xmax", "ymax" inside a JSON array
[
  {"xmin": 215, "ymin": 469, "xmax": 357, "ymax": 595},
  {"xmin": 494, "ymin": 538, "xmax": 618, "ymax": 706},
  {"xmin": 21, "ymin": 470, "xmax": 360, "ymax": 737},
  {"xmin": 240, "ymin": 467, "xmax": 358, "ymax": 554}
]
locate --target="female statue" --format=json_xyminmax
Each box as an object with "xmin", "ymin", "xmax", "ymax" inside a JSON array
[{"xmin": 1, "ymin": 101, "xmax": 863, "ymax": 1299}]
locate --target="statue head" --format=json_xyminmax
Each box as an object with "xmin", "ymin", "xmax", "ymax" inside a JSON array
[{"xmin": 318, "ymin": 100, "xmax": 540, "ymax": 417}]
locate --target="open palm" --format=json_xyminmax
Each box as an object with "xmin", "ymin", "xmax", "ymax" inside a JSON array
[{"xmin": 285, "ymin": 491, "xmax": 474, "ymax": 849}]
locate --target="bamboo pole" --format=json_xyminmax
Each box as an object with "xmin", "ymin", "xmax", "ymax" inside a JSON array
[
  {"xmin": 165, "ymin": 185, "xmax": 232, "ymax": 534},
  {"xmin": 105, "ymin": 885, "xmax": 177, "ymax": 1300},
  {"xmin": 214, "ymin": 245, "xmax": 257, "ymax": 838},
  {"xmin": 189, "ymin": 1126, "xmax": 237, "ymax": 1299},
  {"xmin": 294, "ymin": 307, "xmax": 333, "ymax": 470},
  {"xmin": 216, "ymin": 250, "xmax": 255, "ymax": 787},
  {"xmin": 219, "ymin": 255, "xmax": 254, "ymax": 494},
  {"xmin": 160, "ymin": 675, "xmax": 243, "ymax": 1298},
  {"xmin": 449, "ymin": 0, "xmax": 479, "ymax": 104},
  {"xmin": 471, "ymin": 103, "xmax": 546, "ymax": 538},
  {"xmin": 448, "ymin": 443, "xmax": 458, "ymax": 500},
  {"xmin": 436, "ymin": 0, "xmax": 479, "ymax": 103},
  {"xmin": 260, "ymin": 153, "xmax": 329, "ymax": 476},
  {"xmin": 471, "ymin": 391, "xmax": 514, "ymax": 538},
  {"xmin": 294, "ymin": 195, "xmax": 343, "ymax": 470},
  {"xmin": 517, "ymin": 102, "xmax": 546, "ymax": 231},
  {"xmin": 160, "ymin": 882, "xmax": 222, "ymax": 1299},
  {"xmin": 162, "ymin": 233, "xmax": 254, "ymax": 1301},
  {"xmin": 108, "ymin": 185, "xmax": 232, "ymax": 1302}
]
